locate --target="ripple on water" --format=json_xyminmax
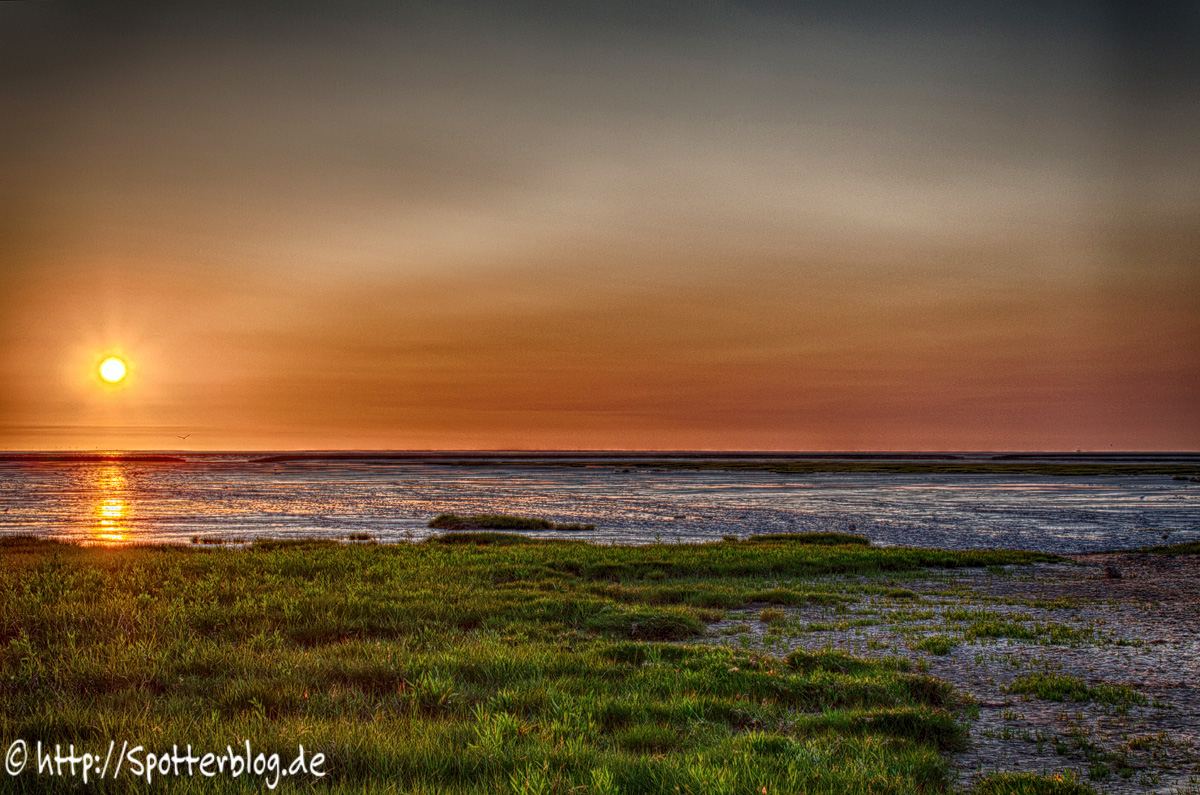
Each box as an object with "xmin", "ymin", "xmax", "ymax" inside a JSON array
[{"xmin": 0, "ymin": 462, "xmax": 1196, "ymax": 552}]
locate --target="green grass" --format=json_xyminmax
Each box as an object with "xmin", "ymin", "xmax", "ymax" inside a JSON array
[
  {"xmin": 971, "ymin": 771, "xmax": 1097, "ymax": 794},
  {"xmin": 428, "ymin": 531, "xmax": 561, "ymax": 546},
  {"xmin": 947, "ymin": 610, "xmax": 1093, "ymax": 646},
  {"xmin": 1134, "ymin": 540, "xmax": 1200, "ymax": 554},
  {"xmin": 911, "ymin": 635, "xmax": 959, "ymax": 655},
  {"xmin": 758, "ymin": 607, "xmax": 787, "ymax": 625},
  {"xmin": 428, "ymin": 513, "xmax": 596, "ymax": 532},
  {"xmin": 0, "ymin": 536, "xmax": 1062, "ymax": 793},
  {"xmin": 744, "ymin": 532, "xmax": 869, "ymax": 546},
  {"xmin": 1007, "ymin": 673, "xmax": 1147, "ymax": 707}
]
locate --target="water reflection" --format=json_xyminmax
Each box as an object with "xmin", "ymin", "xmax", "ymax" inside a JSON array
[
  {"xmin": 0, "ymin": 460, "xmax": 1195, "ymax": 552},
  {"xmin": 91, "ymin": 465, "xmax": 129, "ymax": 542}
]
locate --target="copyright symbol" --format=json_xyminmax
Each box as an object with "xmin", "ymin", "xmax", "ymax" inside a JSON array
[{"xmin": 5, "ymin": 740, "xmax": 26, "ymax": 775}]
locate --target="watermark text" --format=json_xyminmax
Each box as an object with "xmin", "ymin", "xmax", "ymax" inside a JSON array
[{"xmin": 5, "ymin": 740, "xmax": 325, "ymax": 789}]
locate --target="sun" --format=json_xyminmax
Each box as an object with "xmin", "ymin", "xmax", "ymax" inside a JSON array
[{"xmin": 99, "ymin": 357, "xmax": 127, "ymax": 383}]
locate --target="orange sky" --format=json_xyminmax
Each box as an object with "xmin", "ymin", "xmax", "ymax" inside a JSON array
[{"xmin": 1, "ymin": 3, "xmax": 1197, "ymax": 451}]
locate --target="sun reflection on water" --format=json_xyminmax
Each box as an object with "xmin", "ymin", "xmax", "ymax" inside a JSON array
[
  {"xmin": 0, "ymin": 460, "xmax": 1188, "ymax": 550},
  {"xmin": 92, "ymin": 465, "xmax": 130, "ymax": 543}
]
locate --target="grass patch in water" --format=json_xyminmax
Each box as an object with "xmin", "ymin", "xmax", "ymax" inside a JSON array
[
  {"xmin": 1007, "ymin": 673, "xmax": 1147, "ymax": 706},
  {"xmin": 972, "ymin": 771, "xmax": 1097, "ymax": 794},
  {"xmin": 429, "ymin": 513, "xmax": 596, "ymax": 532},
  {"xmin": 744, "ymin": 531, "xmax": 870, "ymax": 546},
  {"xmin": 911, "ymin": 635, "xmax": 959, "ymax": 655},
  {"xmin": 758, "ymin": 607, "xmax": 787, "ymax": 625},
  {"xmin": 1134, "ymin": 540, "xmax": 1200, "ymax": 554},
  {"xmin": 949, "ymin": 610, "xmax": 1093, "ymax": 646}
]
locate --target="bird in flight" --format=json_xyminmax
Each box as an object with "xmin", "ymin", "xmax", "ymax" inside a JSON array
[{"xmin": 177, "ymin": 434, "xmax": 191, "ymax": 440}]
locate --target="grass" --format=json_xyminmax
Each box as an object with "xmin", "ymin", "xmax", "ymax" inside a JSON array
[
  {"xmin": 428, "ymin": 513, "xmax": 596, "ymax": 532},
  {"xmin": 971, "ymin": 771, "xmax": 1097, "ymax": 794},
  {"xmin": 947, "ymin": 610, "xmax": 1093, "ymax": 646},
  {"xmin": 758, "ymin": 607, "xmax": 787, "ymax": 625},
  {"xmin": 0, "ymin": 535, "xmax": 1064, "ymax": 793},
  {"xmin": 190, "ymin": 535, "xmax": 249, "ymax": 545},
  {"xmin": 1006, "ymin": 673, "xmax": 1147, "ymax": 707},
  {"xmin": 1134, "ymin": 540, "xmax": 1200, "ymax": 554},
  {"xmin": 911, "ymin": 635, "xmax": 959, "ymax": 655},
  {"xmin": 745, "ymin": 532, "xmax": 869, "ymax": 546}
]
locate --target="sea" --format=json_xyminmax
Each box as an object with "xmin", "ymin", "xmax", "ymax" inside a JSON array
[{"xmin": 1, "ymin": 453, "xmax": 1198, "ymax": 554}]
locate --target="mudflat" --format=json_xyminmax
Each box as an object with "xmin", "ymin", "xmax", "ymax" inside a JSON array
[{"xmin": 710, "ymin": 551, "xmax": 1200, "ymax": 794}]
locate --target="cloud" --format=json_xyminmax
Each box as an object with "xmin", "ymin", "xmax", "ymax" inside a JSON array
[{"xmin": 0, "ymin": 2, "xmax": 1196, "ymax": 449}]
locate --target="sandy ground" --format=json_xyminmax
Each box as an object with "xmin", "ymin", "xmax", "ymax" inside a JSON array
[{"xmin": 704, "ymin": 553, "xmax": 1200, "ymax": 794}]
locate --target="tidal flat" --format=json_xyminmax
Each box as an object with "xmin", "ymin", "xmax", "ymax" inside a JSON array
[
  {"xmin": 4, "ymin": 454, "xmax": 1198, "ymax": 550},
  {"xmin": 1, "ymin": 534, "xmax": 1196, "ymax": 794}
]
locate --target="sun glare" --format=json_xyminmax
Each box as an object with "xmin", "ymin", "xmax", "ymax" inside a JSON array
[
  {"xmin": 99, "ymin": 357, "xmax": 127, "ymax": 383},
  {"xmin": 92, "ymin": 466, "xmax": 129, "ymax": 543}
]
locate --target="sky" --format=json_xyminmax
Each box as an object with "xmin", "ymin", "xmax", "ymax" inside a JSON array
[{"xmin": 1, "ymin": 1, "xmax": 1197, "ymax": 451}]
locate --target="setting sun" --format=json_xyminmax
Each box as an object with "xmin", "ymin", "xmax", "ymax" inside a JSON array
[{"xmin": 99, "ymin": 357, "xmax": 127, "ymax": 383}]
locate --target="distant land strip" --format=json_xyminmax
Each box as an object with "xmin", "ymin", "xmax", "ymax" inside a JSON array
[
  {"xmin": 1, "ymin": 451, "xmax": 1198, "ymax": 477},
  {"xmin": 454, "ymin": 460, "xmax": 1200, "ymax": 477}
]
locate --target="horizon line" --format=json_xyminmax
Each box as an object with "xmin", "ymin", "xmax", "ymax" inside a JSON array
[{"xmin": 2, "ymin": 449, "xmax": 1198, "ymax": 457}]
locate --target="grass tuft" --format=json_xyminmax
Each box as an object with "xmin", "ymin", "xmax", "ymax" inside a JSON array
[
  {"xmin": 427, "ymin": 531, "xmax": 549, "ymax": 546},
  {"xmin": 745, "ymin": 532, "xmax": 870, "ymax": 546},
  {"xmin": 1007, "ymin": 673, "xmax": 1147, "ymax": 706},
  {"xmin": 1134, "ymin": 540, "xmax": 1200, "ymax": 555},
  {"xmin": 973, "ymin": 771, "xmax": 1098, "ymax": 794},
  {"xmin": 428, "ymin": 513, "xmax": 595, "ymax": 531},
  {"xmin": 911, "ymin": 634, "xmax": 958, "ymax": 655},
  {"xmin": 758, "ymin": 607, "xmax": 786, "ymax": 625}
]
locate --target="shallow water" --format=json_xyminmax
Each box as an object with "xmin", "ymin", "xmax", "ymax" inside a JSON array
[{"xmin": 1, "ymin": 458, "xmax": 1197, "ymax": 553}]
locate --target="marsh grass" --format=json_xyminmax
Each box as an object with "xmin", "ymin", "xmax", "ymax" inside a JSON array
[
  {"xmin": 1007, "ymin": 673, "xmax": 1147, "ymax": 707},
  {"xmin": 1134, "ymin": 540, "xmax": 1200, "ymax": 555},
  {"xmin": 912, "ymin": 635, "xmax": 959, "ymax": 655},
  {"xmin": 944, "ymin": 610, "xmax": 1093, "ymax": 646},
  {"xmin": 758, "ymin": 607, "xmax": 786, "ymax": 625},
  {"xmin": 0, "ymin": 535, "xmax": 1059, "ymax": 793},
  {"xmin": 971, "ymin": 771, "xmax": 1097, "ymax": 794},
  {"xmin": 745, "ymin": 532, "xmax": 869, "ymax": 546},
  {"xmin": 189, "ymin": 535, "xmax": 248, "ymax": 545},
  {"xmin": 428, "ymin": 513, "xmax": 596, "ymax": 532}
]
